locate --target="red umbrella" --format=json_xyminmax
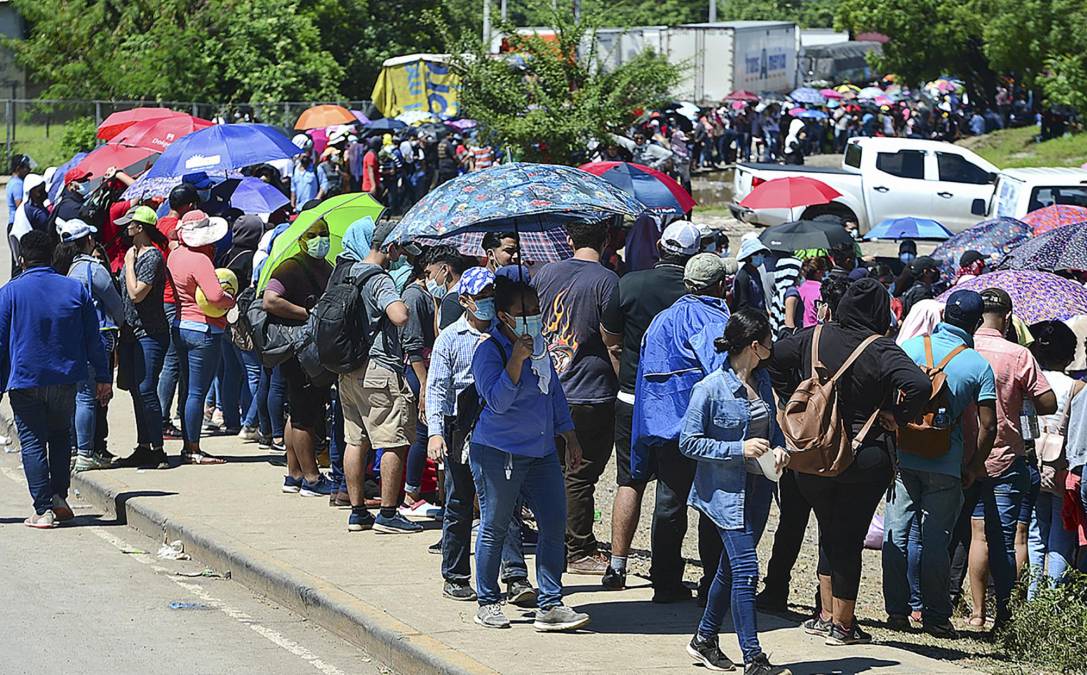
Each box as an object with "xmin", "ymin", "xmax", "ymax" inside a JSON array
[
  {"xmin": 1021, "ymin": 204, "xmax": 1087, "ymax": 235},
  {"xmin": 96, "ymin": 107, "xmax": 188, "ymax": 141},
  {"xmin": 724, "ymin": 90, "xmax": 760, "ymax": 102},
  {"xmin": 72, "ymin": 144, "xmax": 159, "ymax": 181},
  {"xmin": 108, "ymin": 115, "xmax": 213, "ymax": 152},
  {"xmin": 739, "ymin": 176, "xmax": 842, "ymax": 210}
]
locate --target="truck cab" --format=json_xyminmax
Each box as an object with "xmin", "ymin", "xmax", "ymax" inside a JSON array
[{"xmin": 984, "ymin": 168, "xmax": 1087, "ymax": 220}]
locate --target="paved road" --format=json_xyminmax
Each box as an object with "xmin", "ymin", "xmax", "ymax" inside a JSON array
[{"xmin": 0, "ymin": 452, "xmax": 387, "ymax": 675}]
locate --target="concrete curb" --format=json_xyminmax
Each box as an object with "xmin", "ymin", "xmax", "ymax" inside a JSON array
[{"xmin": 72, "ymin": 471, "xmax": 496, "ymax": 675}]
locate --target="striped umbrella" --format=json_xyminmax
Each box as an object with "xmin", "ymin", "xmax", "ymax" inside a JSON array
[{"xmin": 415, "ymin": 229, "xmax": 573, "ymax": 263}]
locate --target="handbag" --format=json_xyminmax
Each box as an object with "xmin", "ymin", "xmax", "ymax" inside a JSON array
[{"xmin": 1037, "ymin": 380, "xmax": 1084, "ymax": 492}]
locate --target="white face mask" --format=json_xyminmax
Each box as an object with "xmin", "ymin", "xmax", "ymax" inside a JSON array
[{"xmin": 305, "ymin": 236, "xmax": 330, "ymax": 259}]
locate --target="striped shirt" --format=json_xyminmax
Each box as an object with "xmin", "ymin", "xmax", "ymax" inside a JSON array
[
  {"xmin": 425, "ymin": 315, "xmax": 493, "ymax": 437},
  {"xmin": 470, "ymin": 145, "xmax": 494, "ymax": 171}
]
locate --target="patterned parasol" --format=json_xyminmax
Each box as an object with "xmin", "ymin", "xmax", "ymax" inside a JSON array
[
  {"xmin": 930, "ymin": 217, "xmax": 1032, "ymax": 277},
  {"xmin": 414, "ymin": 229, "xmax": 573, "ymax": 263},
  {"xmin": 1021, "ymin": 204, "xmax": 1087, "ymax": 235},
  {"xmin": 937, "ymin": 270, "xmax": 1087, "ymax": 323},
  {"xmin": 998, "ymin": 221, "xmax": 1087, "ymax": 272}
]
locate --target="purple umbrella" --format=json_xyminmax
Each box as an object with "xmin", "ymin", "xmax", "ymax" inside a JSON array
[
  {"xmin": 931, "ymin": 217, "xmax": 1032, "ymax": 277},
  {"xmin": 211, "ymin": 176, "xmax": 289, "ymax": 214},
  {"xmin": 937, "ymin": 270, "xmax": 1087, "ymax": 323},
  {"xmin": 998, "ymin": 221, "xmax": 1087, "ymax": 272},
  {"xmin": 444, "ymin": 119, "xmax": 477, "ymax": 132},
  {"xmin": 350, "ymin": 109, "xmax": 370, "ymax": 125}
]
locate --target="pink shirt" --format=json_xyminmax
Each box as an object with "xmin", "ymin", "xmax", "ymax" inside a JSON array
[
  {"xmin": 973, "ymin": 327, "xmax": 1051, "ymax": 476},
  {"xmin": 165, "ymin": 244, "xmax": 234, "ymax": 330},
  {"xmin": 797, "ymin": 280, "xmax": 822, "ymax": 328}
]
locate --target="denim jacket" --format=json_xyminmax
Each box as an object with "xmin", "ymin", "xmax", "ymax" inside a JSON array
[{"xmin": 680, "ymin": 361, "xmax": 784, "ymax": 530}]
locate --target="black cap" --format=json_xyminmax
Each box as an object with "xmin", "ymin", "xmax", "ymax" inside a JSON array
[
  {"xmin": 981, "ymin": 287, "xmax": 1013, "ymax": 314},
  {"xmin": 909, "ymin": 255, "xmax": 939, "ymax": 275},
  {"xmin": 371, "ymin": 217, "xmax": 398, "ymax": 249},
  {"xmin": 959, "ymin": 249, "xmax": 985, "ymax": 267}
]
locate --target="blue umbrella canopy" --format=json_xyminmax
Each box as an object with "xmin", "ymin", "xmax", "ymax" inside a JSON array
[
  {"xmin": 865, "ymin": 217, "xmax": 953, "ymax": 241},
  {"xmin": 579, "ymin": 161, "xmax": 695, "ymax": 218},
  {"xmin": 997, "ymin": 221, "xmax": 1087, "ymax": 273},
  {"xmin": 211, "ymin": 176, "xmax": 290, "ymax": 214},
  {"xmin": 142, "ymin": 124, "xmax": 299, "ymax": 180},
  {"xmin": 388, "ymin": 162, "xmax": 645, "ymax": 243},
  {"xmin": 790, "ymin": 87, "xmax": 827, "ymax": 105},
  {"xmin": 931, "ymin": 217, "xmax": 1032, "ymax": 276}
]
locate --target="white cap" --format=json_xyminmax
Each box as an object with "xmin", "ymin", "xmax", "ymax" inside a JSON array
[
  {"xmin": 57, "ymin": 217, "xmax": 98, "ymax": 242},
  {"xmin": 659, "ymin": 221, "xmax": 701, "ymax": 256},
  {"xmin": 23, "ymin": 173, "xmax": 46, "ymax": 194},
  {"xmin": 737, "ymin": 237, "xmax": 769, "ymax": 262}
]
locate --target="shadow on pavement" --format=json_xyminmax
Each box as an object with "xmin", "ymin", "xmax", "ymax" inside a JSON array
[
  {"xmin": 112, "ymin": 490, "xmax": 177, "ymax": 525},
  {"xmin": 786, "ymin": 656, "xmax": 900, "ymax": 674}
]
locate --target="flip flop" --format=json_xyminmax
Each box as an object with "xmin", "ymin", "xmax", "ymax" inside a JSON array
[{"xmin": 181, "ymin": 451, "xmax": 226, "ymax": 465}]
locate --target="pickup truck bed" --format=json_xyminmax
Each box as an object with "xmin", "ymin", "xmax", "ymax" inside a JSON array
[{"xmin": 736, "ymin": 162, "xmax": 853, "ymax": 176}]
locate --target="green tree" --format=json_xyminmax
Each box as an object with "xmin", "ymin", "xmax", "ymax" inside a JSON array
[{"xmin": 443, "ymin": 5, "xmax": 680, "ymax": 164}]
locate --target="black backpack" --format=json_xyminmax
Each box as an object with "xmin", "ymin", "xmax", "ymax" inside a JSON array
[{"xmin": 311, "ymin": 261, "xmax": 387, "ymax": 374}]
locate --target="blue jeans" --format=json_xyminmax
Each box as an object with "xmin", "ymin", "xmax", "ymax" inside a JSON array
[
  {"xmin": 1027, "ymin": 490, "xmax": 1076, "ymax": 598},
  {"xmin": 220, "ymin": 342, "xmax": 261, "ymax": 429},
  {"xmin": 118, "ymin": 333, "xmax": 169, "ymax": 448},
  {"xmin": 10, "ymin": 384, "xmax": 77, "ymax": 514},
  {"xmin": 158, "ymin": 302, "xmax": 181, "ymax": 422},
  {"xmin": 972, "ymin": 457, "xmax": 1030, "ymax": 618},
  {"xmin": 907, "ymin": 514, "xmax": 923, "ymax": 612},
  {"xmin": 75, "ymin": 353, "xmax": 113, "ymax": 458},
  {"xmin": 403, "ymin": 365, "xmax": 430, "ymax": 495},
  {"xmin": 258, "ymin": 366, "xmax": 286, "ymax": 439},
  {"xmin": 698, "ymin": 473, "xmax": 774, "ymax": 664},
  {"xmin": 470, "ymin": 443, "xmax": 565, "ymax": 607},
  {"xmin": 174, "ymin": 327, "xmax": 224, "ymax": 444},
  {"xmin": 443, "ymin": 426, "xmax": 526, "ymax": 584},
  {"xmin": 882, "ymin": 468, "xmax": 963, "ymax": 623}
]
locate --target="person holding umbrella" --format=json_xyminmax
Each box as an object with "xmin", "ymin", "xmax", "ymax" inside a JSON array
[{"xmin": 732, "ymin": 238, "xmax": 770, "ymax": 315}]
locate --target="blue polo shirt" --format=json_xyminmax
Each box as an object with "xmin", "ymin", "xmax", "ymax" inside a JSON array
[{"xmin": 899, "ymin": 322, "xmax": 997, "ymax": 477}]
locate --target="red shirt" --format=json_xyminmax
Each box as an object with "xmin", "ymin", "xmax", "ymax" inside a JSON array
[
  {"xmin": 104, "ymin": 199, "xmax": 132, "ymax": 273},
  {"xmin": 362, "ymin": 150, "xmax": 380, "ymax": 193},
  {"xmin": 157, "ymin": 214, "xmax": 180, "ymax": 304}
]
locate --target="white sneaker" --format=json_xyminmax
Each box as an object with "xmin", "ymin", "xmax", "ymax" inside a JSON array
[
  {"xmin": 399, "ymin": 498, "xmax": 438, "ymax": 519},
  {"xmin": 238, "ymin": 426, "xmax": 259, "ymax": 441},
  {"xmin": 24, "ymin": 510, "xmax": 58, "ymax": 529}
]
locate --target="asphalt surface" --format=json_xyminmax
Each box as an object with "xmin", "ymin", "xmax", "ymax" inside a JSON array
[{"xmin": 0, "ymin": 451, "xmax": 387, "ymax": 675}]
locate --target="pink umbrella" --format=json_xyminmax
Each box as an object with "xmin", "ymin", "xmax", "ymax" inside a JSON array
[
  {"xmin": 874, "ymin": 95, "xmax": 894, "ymax": 106},
  {"xmin": 788, "ymin": 107, "xmax": 804, "ymax": 116},
  {"xmin": 307, "ymin": 128, "xmax": 329, "ymax": 157},
  {"xmin": 730, "ymin": 101, "xmax": 747, "ymax": 110},
  {"xmin": 1022, "ymin": 205, "xmax": 1087, "ymax": 235},
  {"xmin": 820, "ymin": 88, "xmax": 844, "ymax": 100}
]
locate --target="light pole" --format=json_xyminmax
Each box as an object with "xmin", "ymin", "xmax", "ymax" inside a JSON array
[
  {"xmin": 482, "ymin": 0, "xmax": 491, "ymax": 47},
  {"xmin": 709, "ymin": 0, "xmax": 716, "ymax": 22}
]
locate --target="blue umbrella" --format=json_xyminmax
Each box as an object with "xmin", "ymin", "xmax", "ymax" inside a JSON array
[
  {"xmin": 142, "ymin": 124, "xmax": 299, "ymax": 180},
  {"xmin": 579, "ymin": 161, "xmax": 696, "ymax": 218},
  {"xmin": 388, "ymin": 162, "xmax": 645, "ymax": 243},
  {"xmin": 365, "ymin": 118, "xmax": 408, "ymax": 133},
  {"xmin": 799, "ymin": 109, "xmax": 828, "ymax": 120},
  {"xmin": 865, "ymin": 217, "xmax": 953, "ymax": 240},
  {"xmin": 49, "ymin": 151, "xmax": 88, "ymax": 203},
  {"xmin": 211, "ymin": 176, "xmax": 290, "ymax": 214},
  {"xmin": 789, "ymin": 87, "xmax": 827, "ymax": 105}
]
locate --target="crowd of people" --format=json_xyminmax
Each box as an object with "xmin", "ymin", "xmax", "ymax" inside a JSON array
[{"xmin": 5, "ymin": 143, "xmax": 1087, "ymax": 674}]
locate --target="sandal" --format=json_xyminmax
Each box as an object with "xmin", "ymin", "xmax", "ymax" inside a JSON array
[
  {"xmin": 181, "ymin": 451, "xmax": 226, "ymax": 465},
  {"xmin": 967, "ymin": 615, "xmax": 986, "ymax": 627}
]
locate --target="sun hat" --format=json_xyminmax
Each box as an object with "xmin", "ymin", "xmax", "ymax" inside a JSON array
[
  {"xmin": 178, "ymin": 209, "xmax": 228, "ymax": 248},
  {"xmin": 736, "ymin": 236, "xmax": 769, "ymax": 262}
]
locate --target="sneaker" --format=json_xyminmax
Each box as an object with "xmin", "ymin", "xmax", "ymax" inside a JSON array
[
  {"xmin": 399, "ymin": 498, "xmax": 439, "ymax": 519},
  {"xmin": 211, "ymin": 409, "xmax": 224, "ymax": 428},
  {"xmin": 506, "ymin": 578, "xmax": 537, "ymax": 607},
  {"xmin": 271, "ymin": 438, "xmax": 286, "ymax": 453},
  {"xmin": 348, "ymin": 508, "xmax": 375, "ymax": 532},
  {"xmin": 52, "ymin": 495, "xmax": 75, "ymax": 522},
  {"xmin": 533, "ymin": 604, "xmax": 590, "ymax": 632},
  {"xmin": 443, "ymin": 581, "xmax": 477, "ymax": 602},
  {"xmin": 257, "ymin": 435, "xmax": 273, "ymax": 450},
  {"xmin": 24, "ymin": 510, "xmax": 58, "ymax": 529},
  {"xmin": 428, "ymin": 539, "xmax": 442, "ymax": 554},
  {"xmin": 825, "ymin": 622, "xmax": 872, "ymax": 646},
  {"xmin": 567, "ymin": 552, "xmax": 609, "ymax": 576},
  {"xmin": 203, "ymin": 418, "xmax": 222, "ymax": 432},
  {"xmin": 162, "ymin": 421, "xmax": 183, "ymax": 439},
  {"xmin": 282, "ymin": 475, "xmax": 303, "ymax": 494},
  {"xmin": 601, "ymin": 565, "xmax": 627, "ymax": 591},
  {"xmin": 374, "ymin": 512, "xmax": 424, "ymax": 534},
  {"xmin": 802, "ymin": 614, "xmax": 833, "ymax": 636},
  {"xmin": 474, "ymin": 603, "xmax": 511, "ymax": 629},
  {"xmin": 73, "ymin": 453, "xmax": 113, "ymax": 472},
  {"xmin": 300, "ymin": 475, "xmax": 334, "ymax": 497},
  {"xmin": 744, "ymin": 653, "xmax": 791, "ymax": 675},
  {"xmin": 686, "ymin": 634, "xmax": 736, "ymax": 672},
  {"xmin": 886, "ymin": 614, "xmax": 912, "ymax": 632},
  {"xmin": 330, "ymin": 491, "xmax": 351, "ymax": 507},
  {"xmin": 95, "ymin": 448, "xmax": 118, "ymax": 463},
  {"xmin": 652, "ymin": 585, "xmax": 693, "ymax": 604},
  {"xmin": 924, "ymin": 621, "xmax": 959, "ymax": 640},
  {"xmin": 238, "ymin": 426, "xmax": 259, "ymax": 442}
]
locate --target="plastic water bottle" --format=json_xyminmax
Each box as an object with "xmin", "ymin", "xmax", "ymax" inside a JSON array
[
  {"xmin": 1020, "ymin": 399, "xmax": 1040, "ymax": 441},
  {"xmin": 932, "ymin": 407, "xmax": 950, "ymax": 430}
]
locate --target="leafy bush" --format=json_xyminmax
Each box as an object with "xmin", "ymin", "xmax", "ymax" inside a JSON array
[
  {"xmin": 60, "ymin": 117, "xmax": 98, "ymax": 158},
  {"xmin": 999, "ymin": 570, "xmax": 1087, "ymax": 674}
]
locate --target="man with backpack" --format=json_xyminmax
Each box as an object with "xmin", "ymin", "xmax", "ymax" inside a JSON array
[
  {"xmin": 883, "ymin": 290, "xmax": 997, "ymax": 639},
  {"xmin": 331, "ymin": 217, "xmax": 419, "ymax": 535}
]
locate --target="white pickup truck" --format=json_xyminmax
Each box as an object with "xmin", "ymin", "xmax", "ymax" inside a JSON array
[
  {"xmin": 731, "ymin": 137, "xmax": 1001, "ymax": 233},
  {"xmin": 984, "ymin": 167, "xmax": 1087, "ymax": 220}
]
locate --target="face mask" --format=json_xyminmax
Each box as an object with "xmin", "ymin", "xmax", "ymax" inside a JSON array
[
  {"xmin": 750, "ymin": 254, "xmax": 765, "ymax": 268},
  {"xmin": 305, "ymin": 236, "xmax": 330, "ymax": 259},
  {"xmin": 510, "ymin": 313, "xmax": 544, "ymax": 338},
  {"xmin": 71, "ymin": 181, "xmax": 89, "ymax": 197},
  {"xmin": 900, "ymin": 253, "xmax": 916, "ymax": 264},
  {"xmin": 471, "ymin": 297, "xmax": 496, "ymax": 321},
  {"xmin": 426, "ymin": 279, "xmax": 447, "ymax": 299}
]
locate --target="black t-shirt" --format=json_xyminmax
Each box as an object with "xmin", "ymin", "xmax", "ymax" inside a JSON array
[
  {"xmin": 600, "ymin": 263, "xmax": 687, "ymax": 395},
  {"xmin": 439, "ymin": 291, "xmax": 464, "ymax": 330}
]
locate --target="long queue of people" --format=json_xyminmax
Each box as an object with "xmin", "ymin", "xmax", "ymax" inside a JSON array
[{"xmin": 5, "ymin": 177, "xmax": 1087, "ymax": 674}]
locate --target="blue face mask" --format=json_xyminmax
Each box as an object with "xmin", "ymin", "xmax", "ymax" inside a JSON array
[
  {"xmin": 471, "ymin": 297, "xmax": 496, "ymax": 321},
  {"xmin": 900, "ymin": 252, "xmax": 916, "ymax": 264},
  {"xmin": 305, "ymin": 236, "xmax": 330, "ymax": 259},
  {"xmin": 426, "ymin": 279, "xmax": 447, "ymax": 300},
  {"xmin": 507, "ymin": 312, "xmax": 544, "ymax": 338},
  {"xmin": 750, "ymin": 254, "xmax": 765, "ymax": 268}
]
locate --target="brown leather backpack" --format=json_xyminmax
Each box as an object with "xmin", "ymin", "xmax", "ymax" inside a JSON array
[
  {"xmin": 780, "ymin": 324, "xmax": 881, "ymax": 476},
  {"xmin": 897, "ymin": 335, "xmax": 966, "ymax": 459}
]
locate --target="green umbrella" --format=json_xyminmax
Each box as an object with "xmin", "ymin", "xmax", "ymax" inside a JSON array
[{"xmin": 257, "ymin": 193, "xmax": 384, "ymax": 292}]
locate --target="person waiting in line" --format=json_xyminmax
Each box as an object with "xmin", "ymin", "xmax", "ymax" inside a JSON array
[
  {"xmin": 682, "ymin": 309, "xmax": 791, "ymax": 675},
  {"xmin": 732, "ymin": 238, "xmax": 770, "ymax": 316},
  {"xmin": 469, "ymin": 275, "xmax": 588, "ymax": 632}
]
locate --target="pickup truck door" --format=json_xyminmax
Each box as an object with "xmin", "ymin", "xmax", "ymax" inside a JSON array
[
  {"xmin": 865, "ymin": 148, "xmax": 929, "ymax": 226},
  {"xmin": 926, "ymin": 151, "xmax": 996, "ymax": 231}
]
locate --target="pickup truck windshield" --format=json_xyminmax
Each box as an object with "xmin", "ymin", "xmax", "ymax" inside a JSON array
[
  {"xmin": 1029, "ymin": 186, "xmax": 1087, "ymax": 211},
  {"xmin": 875, "ymin": 150, "xmax": 925, "ymax": 179}
]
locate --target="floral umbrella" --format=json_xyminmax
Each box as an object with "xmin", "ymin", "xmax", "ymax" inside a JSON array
[
  {"xmin": 997, "ymin": 221, "xmax": 1087, "ymax": 273},
  {"xmin": 387, "ymin": 162, "xmax": 645, "ymax": 243},
  {"xmin": 1021, "ymin": 204, "xmax": 1087, "ymax": 235},
  {"xmin": 931, "ymin": 217, "xmax": 1032, "ymax": 277},
  {"xmin": 937, "ymin": 270, "xmax": 1087, "ymax": 323}
]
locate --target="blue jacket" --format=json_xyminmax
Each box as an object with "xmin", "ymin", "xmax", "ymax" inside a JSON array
[
  {"xmin": 471, "ymin": 328, "xmax": 575, "ymax": 458},
  {"xmin": 680, "ymin": 363, "xmax": 784, "ymax": 530},
  {"xmin": 631, "ymin": 295, "xmax": 730, "ymax": 479},
  {"xmin": 0, "ymin": 266, "xmax": 110, "ymax": 391}
]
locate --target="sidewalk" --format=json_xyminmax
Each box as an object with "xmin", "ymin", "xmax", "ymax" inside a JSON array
[{"xmin": 58, "ymin": 403, "xmax": 981, "ymax": 675}]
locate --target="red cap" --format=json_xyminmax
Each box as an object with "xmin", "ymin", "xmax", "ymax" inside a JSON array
[{"xmin": 64, "ymin": 168, "xmax": 92, "ymax": 186}]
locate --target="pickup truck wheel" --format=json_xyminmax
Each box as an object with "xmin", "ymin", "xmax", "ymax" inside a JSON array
[{"xmin": 801, "ymin": 204, "xmax": 857, "ymax": 225}]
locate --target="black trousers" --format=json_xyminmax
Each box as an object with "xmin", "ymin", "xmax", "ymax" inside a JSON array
[
  {"xmin": 558, "ymin": 401, "xmax": 615, "ymax": 560},
  {"xmin": 762, "ymin": 468, "xmax": 813, "ymax": 598}
]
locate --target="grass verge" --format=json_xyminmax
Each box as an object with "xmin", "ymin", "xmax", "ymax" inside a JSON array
[{"xmin": 960, "ymin": 126, "xmax": 1087, "ymax": 169}]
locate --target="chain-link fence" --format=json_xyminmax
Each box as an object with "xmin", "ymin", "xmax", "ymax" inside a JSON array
[{"xmin": 1, "ymin": 98, "xmax": 373, "ymax": 169}]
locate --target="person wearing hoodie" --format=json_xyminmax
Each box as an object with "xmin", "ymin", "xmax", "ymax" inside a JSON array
[
  {"xmin": 218, "ymin": 214, "xmax": 264, "ymax": 438},
  {"xmin": 768, "ymin": 278, "xmax": 929, "ymax": 646}
]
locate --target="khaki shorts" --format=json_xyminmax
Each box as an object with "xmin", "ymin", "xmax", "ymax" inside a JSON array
[{"xmin": 339, "ymin": 361, "xmax": 417, "ymax": 448}]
